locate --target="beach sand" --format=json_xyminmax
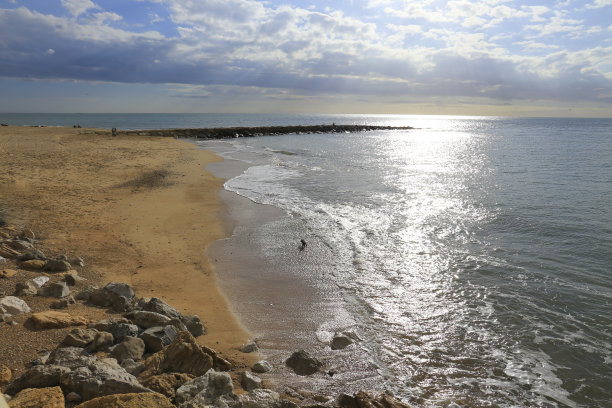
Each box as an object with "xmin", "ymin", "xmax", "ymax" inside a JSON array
[{"xmin": 0, "ymin": 125, "xmax": 256, "ymax": 374}]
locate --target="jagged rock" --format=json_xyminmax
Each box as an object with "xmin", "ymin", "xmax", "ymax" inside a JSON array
[
  {"xmin": 5, "ymin": 365, "xmax": 71, "ymax": 395},
  {"xmin": 31, "ymin": 351, "xmax": 51, "ymax": 366},
  {"xmin": 85, "ymin": 332, "xmax": 114, "ymax": 352},
  {"xmin": 241, "ymin": 371, "xmax": 262, "ymax": 391},
  {"xmin": 8, "ymin": 386, "xmax": 64, "ymax": 408},
  {"xmin": 201, "ymin": 345, "xmax": 232, "ymax": 371},
  {"xmin": 140, "ymin": 373, "xmax": 194, "ymax": 400},
  {"xmin": 43, "ymin": 259, "xmax": 71, "ymax": 272},
  {"xmin": 73, "ymin": 392, "xmax": 174, "ymax": 408},
  {"xmin": 240, "ymin": 340, "xmax": 259, "ymax": 353},
  {"xmin": 239, "ymin": 389, "xmax": 280, "ymax": 408},
  {"xmin": 38, "ymin": 281, "xmax": 70, "ymax": 298},
  {"xmin": 50, "ymin": 295, "xmax": 76, "ymax": 309},
  {"xmin": 141, "ymin": 326, "xmax": 178, "ymax": 353},
  {"xmin": 175, "ymin": 370, "xmax": 234, "ymax": 406},
  {"xmin": 29, "ymin": 311, "xmax": 89, "ymax": 330},
  {"xmin": 47, "ymin": 347, "xmax": 96, "ymax": 369},
  {"xmin": 0, "ymin": 296, "xmax": 31, "ymax": 315},
  {"xmin": 252, "ymin": 360, "xmax": 272, "ymax": 374},
  {"xmin": 15, "ymin": 278, "xmax": 45, "ymax": 296},
  {"xmin": 183, "ymin": 315, "xmax": 206, "ymax": 337},
  {"xmin": 59, "ymin": 358, "xmax": 152, "ymax": 401},
  {"xmin": 105, "ymin": 282, "xmax": 135, "ymax": 301},
  {"xmin": 285, "ymin": 350, "xmax": 323, "ymax": 376},
  {"xmin": 74, "ymin": 285, "xmax": 99, "ymax": 301},
  {"xmin": 121, "ymin": 359, "xmax": 145, "ymax": 377},
  {"xmin": 17, "ymin": 250, "xmax": 46, "ymax": 262},
  {"xmin": 64, "ymin": 272, "xmax": 84, "ymax": 286},
  {"xmin": 331, "ymin": 333, "xmax": 353, "ymax": 350},
  {"xmin": 7, "ymin": 240, "xmax": 33, "ymax": 251},
  {"xmin": 128, "ymin": 311, "xmax": 172, "ymax": 329},
  {"xmin": 141, "ymin": 331, "xmax": 213, "ymax": 378},
  {"xmin": 0, "ymin": 269, "xmax": 17, "ymax": 278},
  {"xmin": 89, "ymin": 283, "xmax": 134, "ymax": 312},
  {"xmin": 0, "ymin": 364, "xmax": 11, "ymax": 385},
  {"xmin": 110, "ymin": 323, "xmax": 141, "ymax": 344},
  {"xmin": 20, "ymin": 229, "xmax": 35, "ymax": 240},
  {"xmin": 143, "ymin": 298, "xmax": 182, "ymax": 320},
  {"xmin": 337, "ymin": 392, "xmax": 410, "ymax": 408},
  {"xmin": 32, "ymin": 276, "xmax": 50, "ymax": 288},
  {"xmin": 61, "ymin": 328, "xmax": 99, "ymax": 348},
  {"xmin": 19, "ymin": 259, "xmax": 46, "ymax": 270},
  {"xmin": 112, "ymin": 337, "xmax": 145, "ymax": 363},
  {"xmin": 168, "ymin": 318, "xmax": 188, "ymax": 332},
  {"xmin": 88, "ymin": 317, "xmax": 130, "ymax": 332},
  {"xmin": 66, "ymin": 392, "xmax": 82, "ymax": 403}
]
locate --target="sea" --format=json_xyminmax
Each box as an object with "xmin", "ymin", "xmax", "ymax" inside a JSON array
[{"xmin": 2, "ymin": 113, "xmax": 611, "ymax": 407}]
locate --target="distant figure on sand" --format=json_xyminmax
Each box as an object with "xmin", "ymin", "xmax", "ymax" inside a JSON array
[
  {"xmin": 112, "ymin": 127, "xmax": 117, "ymax": 136},
  {"xmin": 300, "ymin": 239, "xmax": 307, "ymax": 250}
]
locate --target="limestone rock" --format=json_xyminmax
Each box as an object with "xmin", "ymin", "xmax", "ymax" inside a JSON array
[
  {"xmin": 73, "ymin": 392, "xmax": 174, "ymax": 408},
  {"xmin": 0, "ymin": 365, "xmax": 11, "ymax": 386},
  {"xmin": 128, "ymin": 311, "xmax": 171, "ymax": 329},
  {"xmin": 0, "ymin": 269, "xmax": 17, "ymax": 279},
  {"xmin": 252, "ymin": 360, "xmax": 272, "ymax": 374},
  {"xmin": 183, "ymin": 315, "xmax": 206, "ymax": 337},
  {"xmin": 8, "ymin": 386, "xmax": 64, "ymax": 408},
  {"xmin": 331, "ymin": 333, "xmax": 353, "ymax": 350},
  {"xmin": 29, "ymin": 311, "xmax": 89, "ymax": 330},
  {"xmin": 201, "ymin": 345, "xmax": 232, "ymax": 371},
  {"xmin": 38, "ymin": 281, "xmax": 70, "ymax": 298},
  {"xmin": 241, "ymin": 371, "xmax": 262, "ymax": 392},
  {"xmin": 239, "ymin": 389, "xmax": 280, "ymax": 408},
  {"xmin": 240, "ymin": 340, "xmax": 259, "ymax": 353},
  {"xmin": 139, "ymin": 373, "xmax": 194, "ymax": 400},
  {"xmin": 5, "ymin": 365, "xmax": 71, "ymax": 395},
  {"xmin": 143, "ymin": 298, "xmax": 182, "ymax": 320},
  {"xmin": 43, "ymin": 259, "xmax": 71, "ymax": 272},
  {"xmin": 141, "ymin": 331, "xmax": 213, "ymax": 378},
  {"xmin": 16, "ymin": 250, "xmax": 45, "ymax": 262},
  {"xmin": 0, "ymin": 296, "xmax": 31, "ymax": 315},
  {"xmin": 19, "ymin": 260, "xmax": 46, "ymax": 270},
  {"xmin": 111, "ymin": 336, "xmax": 145, "ymax": 363},
  {"xmin": 61, "ymin": 328, "xmax": 99, "ymax": 348},
  {"xmin": 285, "ymin": 350, "xmax": 323, "ymax": 376},
  {"xmin": 141, "ymin": 326, "xmax": 177, "ymax": 353},
  {"xmin": 175, "ymin": 370, "xmax": 234, "ymax": 407}
]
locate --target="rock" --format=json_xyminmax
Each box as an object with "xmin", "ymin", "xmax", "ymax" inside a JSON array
[
  {"xmin": 0, "ymin": 269, "xmax": 17, "ymax": 278},
  {"xmin": 29, "ymin": 311, "xmax": 89, "ymax": 330},
  {"xmin": 128, "ymin": 311, "xmax": 172, "ymax": 329},
  {"xmin": 140, "ymin": 373, "xmax": 193, "ymax": 400},
  {"xmin": 182, "ymin": 315, "xmax": 206, "ymax": 337},
  {"xmin": 88, "ymin": 317, "xmax": 131, "ymax": 333},
  {"xmin": 5, "ymin": 365, "xmax": 71, "ymax": 395},
  {"xmin": 252, "ymin": 360, "xmax": 272, "ymax": 374},
  {"xmin": 43, "ymin": 259, "xmax": 71, "ymax": 272},
  {"xmin": 7, "ymin": 240, "xmax": 33, "ymax": 251},
  {"xmin": 89, "ymin": 283, "xmax": 134, "ymax": 312},
  {"xmin": 20, "ymin": 229, "xmax": 35, "ymax": 240},
  {"xmin": 104, "ymin": 282, "xmax": 135, "ymax": 301},
  {"xmin": 0, "ymin": 364, "xmax": 11, "ymax": 385},
  {"xmin": 239, "ymin": 389, "xmax": 280, "ymax": 408},
  {"xmin": 85, "ymin": 332, "xmax": 114, "ymax": 352},
  {"xmin": 61, "ymin": 328, "xmax": 99, "ymax": 348},
  {"xmin": 15, "ymin": 282, "xmax": 37, "ymax": 296},
  {"xmin": 0, "ymin": 256, "xmax": 5, "ymax": 264},
  {"xmin": 66, "ymin": 392, "xmax": 82, "ymax": 404},
  {"xmin": 143, "ymin": 298, "xmax": 182, "ymax": 320},
  {"xmin": 64, "ymin": 272, "xmax": 83, "ymax": 286},
  {"xmin": 50, "ymin": 295, "xmax": 76, "ymax": 309},
  {"xmin": 111, "ymin": 336, "xmax": 145, "ymax": 363},
  {"xmin": 38, "ymin": 281, "xmax": 70, "ymax": 298},
  {"xmin": 74, "ymin": 285, "xmax": 99, "ymax": 301},
  {"xmin": 201, "ymin": 345, "xmax": 232, "ymax": 371},
  {"xmin": 59, "ymin": 358, "xmax": 152, "ymax": 401},
  {"xmin": 121, "ymin": 359, "xmax": 145, "ymax": 377},
  {"xmin": 141, "ymin": 326, "xmax": 178, "ymax": 353},
  {"xmin": 241, "ymin": 371, "xmax": 262, "ymax": 391},
  {"xmin": 141, "ymin": 331, "xmax": 213, "ymax": 378},
  {"xmin": 17, "ymin": 250, "xmax": 46, "ymax": 262},
  {"xmin": 73, "ymin": 392, "xmax": 174, "ymax": 408},
  {"xmin": 277, "ymin": 399, "xmax": 300, "ymax": 408},
  {"xmin": 331, "ymin": 333, "xmax": 353, "ymax": 350},
  {"xmin": 285, "ymin": 350, "xmax": 323, "ymax": 376},
  {"xmin": 110, "ymin": 323, "xmax": 141, "ymax": 344},
  {"xmin": 0, "ymin": 245, "xmax": 20, "ymax": 258},
  {"xmin": 8, "ymin": 386, "xmax": 64, "ymax": 408},
  {"xmin": 175, "ymin": 370, "xmax": 234, "ymax": 406},
  {"xmin": 31, "ymin": 351, "xmax": 51, "ymax": 366},
  {"xmin": 0, "ymin": 296, "xmax": 31, "ymax": 315},
  {"xmin": 47, "ymin": 347, "xmax": 96, "ymax": 369},
  {"xmin": 168, "ymin": 318, "xmax": 188, "ymax": 332},
  {"xmin": 31, "ymin": 276, "xmax": 50, "ymax": 288},
  {"xmin": 71, "ymin": 257, "xmax": 85, "ymax": 267},
  {"xmin": 240, "ymin": 340, "xmax": 259, "ymax": 353},
  {"xmin": 19, "ymin": 260, "xmax": 46, "ymax": 270},
  {"xmin": 337, "ymin": 392, "xmax": 410, "ymax": 408}
]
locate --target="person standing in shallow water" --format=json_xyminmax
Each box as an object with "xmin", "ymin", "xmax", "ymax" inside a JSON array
[{"xmin": 300, "ymin": 239, "xmax": 307, "ymax": 250}]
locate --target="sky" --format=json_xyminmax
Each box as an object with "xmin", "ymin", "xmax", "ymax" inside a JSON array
[{"xmin": 1, "ymin": 0, "xmax": 611, "ymax": 116}]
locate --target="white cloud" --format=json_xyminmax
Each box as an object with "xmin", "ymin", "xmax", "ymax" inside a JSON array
[
  {"xmin": 61, "ymin": 0, "xmax": 99, "ymax": 17},
  {"xmin": 586, "ymin": 0, "xmax": 612, "ymax": 8}
]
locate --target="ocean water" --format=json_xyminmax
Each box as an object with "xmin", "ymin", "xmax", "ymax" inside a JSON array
[
  {"xmin": 198, "ymin": 116, "xmax": 612, "ymax": 407},
  {"xmin": 4, "ymin": 113, "xmax": 611, "ymax": 406}
]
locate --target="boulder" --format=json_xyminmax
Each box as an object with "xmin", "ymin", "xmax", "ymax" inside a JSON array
[
  {"xmin": 182, "ymin": 315, "xmax": 206, "ymax": 337},
  {"xmin": 175, "ymin": 370, "xmax": 234, "ymax": 406},
  {"xmin": 50, "ymin": 295, "xmax": 76, "ymax": 309},
  {"xmin": 141, "ymin": 331, "xmax": 213, "ymax": 378},
  {"xmin": 104, "ymin": 282, "xmax": 135, "ymax": 301},
  {"xmin": 110, "ymin": 323, "xmax": 141, "ymax": 344},
  {"xmin": 240, "ymin": 340, "xmax": 259, "ymax": 353},
  {"xmin": 128, "ymin": 311, "xmax": 172, "ymax": 329},
  {"xmin": 331, "ymin": 333, "xmax": 353, "ymax": 350},
  {"xmin": 141, "ymin": 326, "xmax": 178, "ymax": 353},
  {"xmin": 201, "ymin": 345, "xmax": 232, "ymax": 371},
  {"xmin": 239, "ymin": 389, "xmax": 280, "ymax": 408},
  {"xmin": 66, "ymin": 392, "xmax": 82, "ymax": 404},
  {"xmin": 252, "ymin": 360, "xmax": 272, "ymax": 374},
  {"xmin": 17, "ymin": 250, "xmax": 46, "ymax": 262},
  {"xmin": 73, "ymin": 392, "xmax": 174, "ymax": 408},
  {"xmin": 38, "ymin": 281, "xmax": 70, "ymax": 298},
  {"xmin": 143, "ymin": 298, "xmax": 182, "ymax": 320},
  {"xmin": 19, "ymin": 259, "xmax": 46, "ymax": 270},
  {"xmin": 0, "ymin": 269, "xmax": 17, "ymax": 278},
  {"xmin": 241, "ymin": 371, "xmax": 262, "ymax": 392},
  {"xmin": 60, "ymin": 358, "xmax": 152, "ymax": 401},
  {"xmin": 8, "ymin": 386, "xmax": 64, "ymax": 408},
  {"xmin": 63, "ymin": 272, "xmax": 84, "ymax": 286},
  {"xmin": 61, "ymin": 328, "xmax": 99, "ymax": 348},
  {"xmin": 337, "ymin": 392, "xmax": 410, "ymax": 408},
  {"xmin": 111, "ymin": 336, "xmax": 145, "ymax": 363},
  {"xmin": 31, "ymin": 276, "xmax": 50, "ymax": 288},
  {"xmin": 285, "ymin": 350, "xmax": 323, "ymax": 376},
  {"xmin": 47, "ymin": 347, "xmax": 96, "ymax": 370},
  {"xmin": 0, "ymin": 364, "xmax": 11, "ymax": 385},
  {"xmin": 43, "ymin": 259, "xmax": 72, "ymax": 272},
  {"xmin": 89, "ymin": 283, "xmax": 134, "ymax": 312},
  {"xmin": 29, "ymin": 311, "xmax": 89, "ymax": 330},
  {"xmin": 5, "ymin": 365, "xmax": 71, "ymax": 395},
  {"xmin": 0, "ymin": 296, "xmax": 31, "ymax": 315},
  {"xmin": 121, "ymin": 359, "xmax": 145, "ymax": 377},
  {"xmin": 85, "ymin": 332, "xmax": 114, "ymax": 352},
  {"xmin": 139, "ymin": 373, "xmax": 194, "ymax": 400},
  {"xmin": 74, "ymin": 285, "xmax": 99, "ymax": 301}
]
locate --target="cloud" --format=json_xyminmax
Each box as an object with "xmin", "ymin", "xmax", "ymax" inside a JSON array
[{"xmin": 61, "ymin": 0, "xmax": 99, "ymax": 17}]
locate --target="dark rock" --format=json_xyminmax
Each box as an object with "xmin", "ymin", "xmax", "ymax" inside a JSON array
[
  {"xmin": 110, "ymin": 322, "xmax": 140, "ymax": 343},
  {"xmin": 63, "ymin": 273, "xmax": 83, "ymax": 286},
  {"xmin": 38, "ymin": 282, "xmax": 70, "ymax": 298},
  {"xmin": 5, "ymin": 365, "xmax": 71, "ymax": 395},
  {"xmin": 128, "ymin": 311, "xmax": 172, "ymax": 329},
  {"xmin": 7, "ymin": 240, "xmax": 33, "ymax": 251},
  {"xmin": 285, "ymin": 350, "xmax": 323, "ymax": 376},
  {"xmin": 111, "ymin": 336, "xmax": 145, "ymax": 363},
  {"xmin": 43, "ymin": 259, "xmax": 71, "ymax": 272},
  {"xmin": 48, "ymin": 347, "xmax": 96, "ymax": 369},
  {"xmin": 202, "ymin": 345, "xmax": 232, "ymax": 371},
  {"xmin": 140, "ymin": 331, "xmax": 213, "ymax": 378},
  {"xmin": 240, "ymin": 340, "xmax": 259, "ymax": 353},
  {"xmin": 331, "ymin": 333, "xmax": 353, "ymax": 350},
  {"xmin": 143, "ymin": 297, "xmax": 182, "ymax": 320},
  {"xmin": 61, "ymin": 328, "xmax": 98, "ymax": 348},
  {"xmin": 89, "ymin": 282, "xmax": 134, "ymax": 312},
  {"xmin": 14, "ymin": 281, "xmax": 38, "ymax": 296},
  {"xmin": 50, "ymin": 295, "xmax": 76, "ymax": 309},
  {"xmin": 183, "ymin": 314, "xmax": 206, "ymax": 337},
  {"xmin": 120, "ymin": 359, "xmax": 145, "ymax": 376},
  {"xmin": 74, "ymin": 285, "xmax": 98, "ymax": 301},
  {"xmin": 66, "ymin": 392, "xmax": 82, "ymax": 403},
  {"xmin": 141, "ymin": 325, "xmax": 178, "ymax": 353}
]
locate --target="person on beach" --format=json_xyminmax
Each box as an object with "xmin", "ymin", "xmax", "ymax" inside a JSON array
[{"xmin": 300, "ymin": 239, "xmax": 307, "ymax": 250}]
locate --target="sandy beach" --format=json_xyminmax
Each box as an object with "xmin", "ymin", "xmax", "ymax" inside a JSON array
[{"xmin": 0, "ymin": 125, "xmax": 256, "ymax": 374}]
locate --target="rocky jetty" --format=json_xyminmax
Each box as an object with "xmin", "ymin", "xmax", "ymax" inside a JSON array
[{"xmin": 119, "ymin": 124, "xmax": 414, "ymax": 139}]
